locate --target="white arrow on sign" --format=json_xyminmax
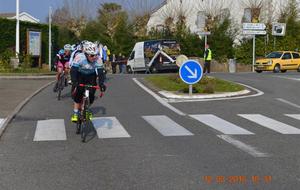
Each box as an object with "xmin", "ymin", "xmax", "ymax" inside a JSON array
[
  {"xmin": 243, "ymin": 30, "xmax": 267, "ymax": 35},
  {"xmin": 185, "ymin": 65, "xmax": 197, "ymax": 79}
]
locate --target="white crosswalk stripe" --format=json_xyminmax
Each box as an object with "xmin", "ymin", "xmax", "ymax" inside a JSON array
[
  {"xmin": 142, "ymin": 115, "xmax": 194, "ymax": 136},
  {"xmin": 285, "ymin": 114, "xmax": 300, "ymax": 121},
  {"xmin": 239, "ymin": 114, "xmax": 300, "ymax": 134},
  {"xmin": 92, "ymin": 117, "xmax": 131, "ymax": 139},
  {"xmin": 190, "ymin": 114, "xmax": 254, "ymax": 135},
  {"xmin": 33, "ymin": 119, "xmax": 67, "ymax": 141}
]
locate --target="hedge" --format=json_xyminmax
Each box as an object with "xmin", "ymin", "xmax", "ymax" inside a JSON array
[{"xmin": 0, "ymin": 18, "xmax": 59, "ymax": 66}]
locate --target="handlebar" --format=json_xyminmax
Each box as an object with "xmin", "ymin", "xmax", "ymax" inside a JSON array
[
  {"xmin": 79, "ymin": 84, "xmax": 100, "ymax": 89},
  {"xmin": 79, "ymin": 84, "xmax": 103, "ymax": 97}
]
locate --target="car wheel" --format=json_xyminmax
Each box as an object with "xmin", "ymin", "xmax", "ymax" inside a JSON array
[
  {"xmin": 298, "ymin": 65, "xmax": 300, "ymax": 72},
  {"xmin": 280, "ymin": 69, "xmax": 287, "ymax": 73},
  {"xmin": 150, "ymin": 64, "xmax": 158, "ymax": 73},
  {"xmin": 255, "ymin": 70, "xmax": 262, "ymax": 73},
  {"xmin": 273, "ymin": 64, "xmax": 280, "ymax": 73},
  {"xmin": 126, "ymin": 66, "xmax": 132, "ymax": 74}
]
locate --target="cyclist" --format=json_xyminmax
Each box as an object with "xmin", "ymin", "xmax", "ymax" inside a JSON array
[
  {"xmin": 53, "ymin": 44, "xmax": 72, "ymax": 92},
  {"xmin": 70, "ymin": 42, "xmax": 106, "ymax": 123}
]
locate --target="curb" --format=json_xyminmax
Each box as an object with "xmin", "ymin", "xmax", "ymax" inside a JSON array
[
  {"xmin": 0, "ymin": 80, "xmax": 55, "ymax": 139},
  {"xmin": 0, "ymin": 76, "xmax": 56, "ymax": 80}
]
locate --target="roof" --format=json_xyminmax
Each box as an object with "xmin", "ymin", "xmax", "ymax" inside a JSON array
[
  {"xmin": 0, "ymin": 12, "xmax": 40, "ymax": 23},
  {"xmin": 150, "ymin": 0, "xmax": 168, "ymax": 14},
  {"xmin": 0, "ymin": 13, "xmax": 16, "ymax": 18}
]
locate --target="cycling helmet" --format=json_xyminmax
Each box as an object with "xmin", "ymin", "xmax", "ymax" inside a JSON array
[
  {"xmin": 84, "ymin": 42, "xmax": 98, "ymax": 55},
  {"xmin": 64, "ymin": 44, "xmax": 72, "ymax": 51},
  {"xmin": 58, "ymin": 49, "xmax": 65, "ymax": 55}
]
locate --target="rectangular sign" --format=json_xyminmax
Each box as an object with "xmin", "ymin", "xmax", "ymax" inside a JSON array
[
  {"xmin": 243, "ymin": 23, "xmax": 266, "ymax": 30},
  {"xmin": 28, "ymin": 31, "xmax": 41, "ymax": 56},
  {"xmin": 243, "ymin": 30, "xmax": 266, "ymax": 35}
]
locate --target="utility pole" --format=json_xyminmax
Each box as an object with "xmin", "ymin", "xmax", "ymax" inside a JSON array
[
  {"xmin": 49, "ymin": 6, "xmax": 52, "ymax": 71},
  {"xmin": 16, "ymin": 0, "xmax": 20, "ymax": 58}
]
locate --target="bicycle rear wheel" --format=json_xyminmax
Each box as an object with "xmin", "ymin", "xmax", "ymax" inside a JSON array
[
  {"xmin": 57, "ymin": 73, "xmax": 65, "ymax": 100},
  {"xmin": 80, "ymin": 121, "xmax": 88, "ymax": 142}
]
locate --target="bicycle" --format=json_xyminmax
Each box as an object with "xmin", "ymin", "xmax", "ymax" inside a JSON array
[
  {"xmin": 56, "ymin": 71, "xmax": 67, "ymax": 101},
  {"xmin": 75, "ymin": 84, "xmax": 103, "ymax": 142}
]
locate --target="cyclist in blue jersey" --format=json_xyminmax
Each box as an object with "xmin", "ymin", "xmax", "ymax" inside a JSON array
[{"xmin": 70, "ymin": 42, "xmax": 106, "ymax": 122}]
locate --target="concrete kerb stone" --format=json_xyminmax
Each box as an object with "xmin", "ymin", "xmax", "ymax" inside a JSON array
[{"xmin": 0, "ymin": 79, "xmax": 56, "ymax": 139}]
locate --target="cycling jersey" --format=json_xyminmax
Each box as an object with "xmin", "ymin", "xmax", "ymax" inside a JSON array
[
  {"xmin": 72, "ymin": 53, "xmax": 103, "ymax": 75},
  {"xmin": 69, "ymin": 49, "xmax": 82, "ymax": 67}
]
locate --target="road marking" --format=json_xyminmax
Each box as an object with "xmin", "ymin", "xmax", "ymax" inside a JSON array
[
  {"xmin": 164, "ymin": 82, "xmax": 264, "ymax": 103},
  {"xmin": 276, "ymin": 76, "xmax": 300, "ymax": 81},
  {"xmin": 285, "ymin": 114, "xmax": 300, "ymax": 121},
  {"xmin": 92, "ymin": 117, "xmax": 131, "ymax": 139},
  {"xmin": 276, "ymin": 98, "xmax": 300, "ymax": 109},
  {"xmin": 0, "ymin": 118, "xmax": 6, "ymax": 130},
  {"xmin": 33, "ymin": 119, "xmax": 66, "ymax": 141},
  {"xmin": 133, "ymin": 78, "xmax": 186, "ymax": 116},
  {"xmin": 142, "ymin": 115, "xmax": 194, "ymax": 136},
  {"xmin": 190, "ymin": 114, "xmax": 254, "ymax": 135},
  {"xmin": 239, "ymin": 114, "xmax": 300, "ymax": 134},
  {"xmin": 217, "ymin": 135, "xmax": 270, "ymax": 158}
]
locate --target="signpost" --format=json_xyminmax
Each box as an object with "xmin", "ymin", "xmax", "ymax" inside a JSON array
[
  {"xmin": 179, "ymin": 60, "xmax": 203, "ymax": 96},
  {"xmin": 242, "ymin": 23, "xmax": 266, "ymax": 72}
]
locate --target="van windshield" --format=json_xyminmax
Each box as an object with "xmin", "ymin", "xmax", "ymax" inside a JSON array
[{"xmin": 266, "ymin": 52, "xmax": 283, "ymax": 58}]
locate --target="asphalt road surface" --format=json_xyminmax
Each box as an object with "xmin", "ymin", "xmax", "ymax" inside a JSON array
[{"xmin": 0, "ymin": 72, "xmax": 299, "ymax": 190}]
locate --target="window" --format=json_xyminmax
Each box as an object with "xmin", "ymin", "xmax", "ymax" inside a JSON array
[
  {"xmin": 266, "ymin": 52, "xmax": 282, "ymax": 58},
  {"xmin": 129, "ymin": 51, "xmax": 135, "ymax": 60},
  {"xmin": 282, "ymin": 53, "xmax": 291, "ymax": 59},
  {"xmin": 292, "ymin": 53, "xmax": 300, "ymax": 59}
]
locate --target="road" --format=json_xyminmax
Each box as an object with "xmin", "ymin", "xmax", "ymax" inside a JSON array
[{"xmin": 0, "ymin": 72, "xmax": 299, "ymax": 190}]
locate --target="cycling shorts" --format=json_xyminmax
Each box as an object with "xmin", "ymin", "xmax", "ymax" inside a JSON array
[
  {"xmin": 73, "ymin": 73, "xmax": 97, "ymax": 104},
  {"xmin": 57, "ymin": 61, "xmax": 70, "ymax": 70}
]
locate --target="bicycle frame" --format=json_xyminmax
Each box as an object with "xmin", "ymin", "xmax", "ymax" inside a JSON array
[{"xmin": 76, "ymin": 84, "xmax": 100, "ymax": 142}]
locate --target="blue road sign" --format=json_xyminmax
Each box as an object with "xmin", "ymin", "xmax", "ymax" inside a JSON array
[{"xmin": 179, "ymin": 60, "xmax": 203, "ymax": 85}]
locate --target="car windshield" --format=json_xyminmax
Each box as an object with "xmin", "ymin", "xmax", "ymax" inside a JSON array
[{"xmin": 266, "ymin": 52, "xmax": 283, "ymax": 58}]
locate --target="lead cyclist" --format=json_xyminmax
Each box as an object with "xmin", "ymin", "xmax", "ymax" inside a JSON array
[{"xmin": 70, "ymin": 41, "xmax": 106, "ymax": 123}]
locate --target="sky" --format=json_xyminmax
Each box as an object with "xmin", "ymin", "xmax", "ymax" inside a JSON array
[{"xmin": 0, "ymin": 0, "xmax": 163, "ymax": 23}]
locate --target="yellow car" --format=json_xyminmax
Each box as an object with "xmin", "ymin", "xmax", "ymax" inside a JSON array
[{"xmin": 255, "ymin": 51, "xmax": 300, "ymax": 73}]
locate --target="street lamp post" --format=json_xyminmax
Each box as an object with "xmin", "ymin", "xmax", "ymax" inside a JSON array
[
  {"xmin": 16, "ymin": 0, "xmax": 20, "ymax": 58},
  {"xmin": 49, "ymin": 6, "xmax": 52, "ymax": 71}
]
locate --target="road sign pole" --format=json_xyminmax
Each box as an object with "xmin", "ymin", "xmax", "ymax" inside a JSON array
[
  {"xmin": 204, "ymin": 35, "xmax": 207, "ymax": 50},
  {"xmin": 189, "ymin": 85, "xmax": 193, "ymax": 96},
  {"xmin": 252, "ymin": 35, "xmax": 256, "ymax": 72}
]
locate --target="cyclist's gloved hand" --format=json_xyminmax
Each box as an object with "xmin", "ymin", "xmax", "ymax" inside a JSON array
[{"xmin": 99, "ymin": 84, "xmax": 106, "ymax": 92}]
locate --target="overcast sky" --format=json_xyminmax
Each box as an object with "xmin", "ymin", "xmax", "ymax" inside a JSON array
[{"xmin": 0, "ymin": 0, "xmax": 163, "ymax": 23}]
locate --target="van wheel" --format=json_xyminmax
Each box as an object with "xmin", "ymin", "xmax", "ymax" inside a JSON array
[
  {"xmin": 273, "ymin": 64, "xmax": 280, "ymax": 73},
  {"xmin": 255, "ymin": 70, "xmax": 262, "ymax": 73},
  {"xmin": 281, "ymin": 69, "xmax": 287, "ymax": 73},
  {"xmin": 150, "ymin": 65, "xmax": 158, "ymax": 73},
  {"xmin": 127, "ymin": 66, "xmax": 133, "ymax": 74}
]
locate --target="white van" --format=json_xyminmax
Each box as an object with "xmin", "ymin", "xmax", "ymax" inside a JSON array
[{"xmin": 127, "ymin": 39, "xmax": 181, "ymax": 73}]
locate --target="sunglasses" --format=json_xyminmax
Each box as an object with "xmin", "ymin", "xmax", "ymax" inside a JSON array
[{"xmin": 88, "ymin": 54, "xmax": 97, "ymax": 58}]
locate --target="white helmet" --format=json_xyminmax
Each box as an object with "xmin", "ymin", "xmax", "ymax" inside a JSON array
[
  {"xmin": 64, "ymin": 44, "xmax": 72, "ymax": 51},
  {"xmin": 84, "ymin": 42, "xmax": 98, "ymax": 55}
]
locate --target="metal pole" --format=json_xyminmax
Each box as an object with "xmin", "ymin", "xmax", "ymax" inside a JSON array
[
  {"xmin": 273, "ymin": 36, "xmax": 276, "ymax": 50},
  {"xmin": 252, "ymin": 35, "xmax": 256, "ymax": 72},
  {"xmin": 16, "ymin": 0, "xmax": 20, "ymax": 58},
  {"xmin": 189, "ymin": 85, "xmax": 193, "ymax": 96},
  {"xmin": 49, "ymin": 7, "xmax": 52, "ymax": 71},
  {"xmin": 204, "ymin": 35, "xmax": 207, "ymax": 50}
]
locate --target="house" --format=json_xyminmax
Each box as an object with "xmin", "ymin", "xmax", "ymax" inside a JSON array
[
  {"xmin": 0, "ymin": 12, "xmax": 40, "ymax": 23},
  {"xmin": 147, "ymin": 0, "xmax": 282, "ymax": 34}
]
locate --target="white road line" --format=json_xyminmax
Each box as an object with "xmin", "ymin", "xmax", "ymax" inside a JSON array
[
  {"xmin": 133, "ymin": 78, "xmax": 186, "ymax": 116},
  {"xmin": 165, "ymin": 82, "xmax": 264, "ymax": 103},
  {"xmin": 142, "ymin": 115, "xmax": 194, "ymax": 136},
  {"xmin": 276, "ymin": 98, "xmax": 300, "ymax": 109},
  {"xmin": 217, "ymin": 135, "xmax": 270, "ymax": 158},
  {"xmin": 239, "ymin": 114, "xmax": 300, "ymax": 134},
  {"xmin": 0, "ymin": 118, "xmax": 6, "ymax": 130},
  {"xmin": 285, "ymin": 114, "xmax": 300, "ymax": 121},
  {"xmin": 190, "ymin": 114, "xmax": 254, "ymax": 135},
  {"xmin": 92, "ymin": 117, "xmax": 131, "ymax": 139},
  {"xmin": 275, "ymin": 76, "xmax": 300, "ymax": 81},
  {"xmin": 33, "ymin": 119, "xmax": 66, "ymax": 141}
]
